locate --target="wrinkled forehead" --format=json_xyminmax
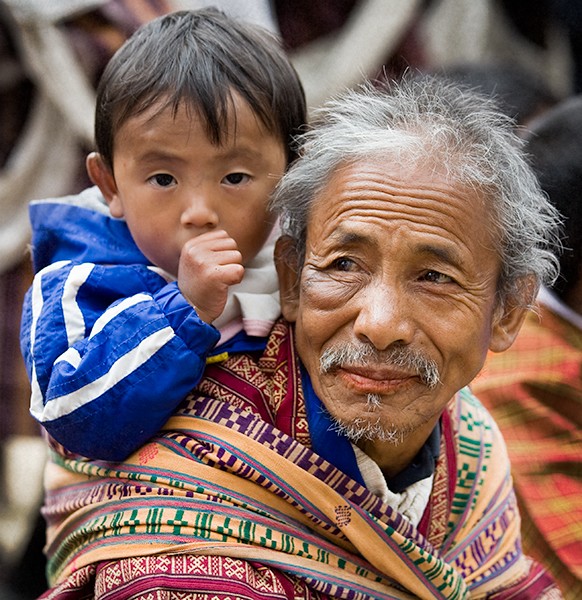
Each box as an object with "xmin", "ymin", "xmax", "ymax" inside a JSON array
[
  {"xmin": 309, "ymin": 157, "xmax": 485, "ymax": 214},
  {"xmin": 304, "ymin": 158, "xmax": 500, "ymax": 261}
]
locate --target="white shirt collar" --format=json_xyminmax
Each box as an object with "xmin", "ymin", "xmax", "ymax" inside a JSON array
[{"xmin": 352, "ymin": 445, "xmax": 432, "ymax": 527}]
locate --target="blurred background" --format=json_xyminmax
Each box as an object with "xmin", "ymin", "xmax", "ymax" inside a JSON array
[{"xmin": 1, "ymin": 0, "xmax": 581, "ymax": 597}]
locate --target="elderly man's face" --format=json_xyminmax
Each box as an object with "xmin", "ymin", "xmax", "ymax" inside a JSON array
[{"xmin": 276, "ymin": 159, "xmax": 526, "ymax": 472}]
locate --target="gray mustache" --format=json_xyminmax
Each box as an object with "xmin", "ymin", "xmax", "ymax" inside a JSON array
[{"xmin": 319, "ymin": 343, "xmax": 441, "ymax": 390}]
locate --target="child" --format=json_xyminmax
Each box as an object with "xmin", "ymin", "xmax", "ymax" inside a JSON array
[{"xmin": 20, "ymin": 8, "xmax": 306, "ymax": 461}]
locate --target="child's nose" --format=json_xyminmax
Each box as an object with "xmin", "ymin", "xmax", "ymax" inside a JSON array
[{"xmin": 180, "ymin": 192, "xmax": 219, "ymax": 228}]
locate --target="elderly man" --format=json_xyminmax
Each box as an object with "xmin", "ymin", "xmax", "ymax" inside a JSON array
[{"xmin": 38, "ymin": 78, "xmax": 560, "ymax": 599}]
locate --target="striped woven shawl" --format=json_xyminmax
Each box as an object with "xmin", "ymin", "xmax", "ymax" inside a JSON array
[{"xmin": 41, "ymin": 320, "xmax": 557, "ymax": 599}]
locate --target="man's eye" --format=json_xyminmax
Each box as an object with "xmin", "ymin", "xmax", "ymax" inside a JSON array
[
  {"xmin": 223, "ymin": 172, "xmax": 249, "ymax": 185},
  {"xmin": 423, "ymin": 270, "xmax": 453, "ymax": 283},
  {"xmin": 150, "ymin": 173, "xmax": 176, "ymax": 187},
  {"xmin": 330, "ymin": 257, "xmax": 357, "ymax": 272}
]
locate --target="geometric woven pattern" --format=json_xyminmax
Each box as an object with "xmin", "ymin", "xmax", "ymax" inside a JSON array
[
  {"xmin": 473, "ymin": 304, "xmax": 582, "ymax": 599},
  {"xmin": 40, "ymin": 320, "xmax": 559, "ymax": 599}
]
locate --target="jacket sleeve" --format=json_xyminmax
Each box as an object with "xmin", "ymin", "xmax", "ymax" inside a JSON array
[{"xmin": 20, "ymin": 260, "xmax": 220, "ymax": 461}]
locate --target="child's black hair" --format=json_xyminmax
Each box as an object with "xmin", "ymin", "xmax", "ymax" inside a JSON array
[{"xmin": 94, "ymin": 8, "xmax": 306, "ymax": 169}]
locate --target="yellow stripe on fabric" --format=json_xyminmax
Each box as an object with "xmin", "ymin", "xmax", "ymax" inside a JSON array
[{"xmin": 206, "ymin": 352, "xmax": 229, "ymax": 364}]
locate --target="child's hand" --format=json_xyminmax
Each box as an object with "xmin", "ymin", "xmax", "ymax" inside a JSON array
[{"xmin": 178, "ymin": 230, "xmax": 244, "ymax": 323}]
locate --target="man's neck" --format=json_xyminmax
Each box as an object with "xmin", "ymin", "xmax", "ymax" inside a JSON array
[{"xmin": 356, "ymin": 416, "xmax": 440, "ymax": 479}]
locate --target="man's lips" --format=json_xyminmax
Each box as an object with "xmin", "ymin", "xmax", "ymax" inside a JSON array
[{"xmin": 337, "ymin": 366, "xmax": 417, "ymax": 394}]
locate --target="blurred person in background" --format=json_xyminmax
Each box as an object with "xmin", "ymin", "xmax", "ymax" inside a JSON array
[{"xmin": 473, "ymin": 95, "xmax": 582, "ymax": 599}]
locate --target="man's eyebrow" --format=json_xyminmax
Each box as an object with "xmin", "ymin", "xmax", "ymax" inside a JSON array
[
  {"xmin": 330, "ymin": 229, "xmax": 372, "ymax": 247},
  {"xmin": 327, "ymin": 231, "xmax": 465, "ymax": 267},
  {"xmin": 416, "ymin": 243, "xmax": 464, "ymax": 267}
]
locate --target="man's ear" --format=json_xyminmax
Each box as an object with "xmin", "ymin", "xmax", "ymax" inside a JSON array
[
  {"xmin": 86, "ymin": 152, "xmax": 123, "ymax": 218},
  {"xmin": 489, "ymin": 277, "xmax": 536, "ymax": 353},
  {"xmin": 274, "ymin": 235, "xmax": 301, "ymax": 323}
]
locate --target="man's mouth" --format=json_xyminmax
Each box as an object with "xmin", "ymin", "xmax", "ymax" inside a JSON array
[
  {"xmin": 337, "ymin": 365, "xmax": 418, "ymax": 394},
  {"xmin": 320, "ymin": 343, "xmax": 441, "ymax": 390}
]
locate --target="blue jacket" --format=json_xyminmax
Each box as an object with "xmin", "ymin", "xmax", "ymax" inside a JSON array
[{"xmin": 20, "ymin": 187, "xmax": 266, "ymax": 461}]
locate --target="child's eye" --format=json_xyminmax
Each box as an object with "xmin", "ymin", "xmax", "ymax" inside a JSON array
[
  {"xmin": 422, "ymin": 270, "xmax": 454, "ymax": 284},
  {"xmin": 223, "ymin": 172, "xmax": 250, "ymax": 185},
  {"xmin": 149, "ymin": 173, "xmax": 176, "ymax": 187}
]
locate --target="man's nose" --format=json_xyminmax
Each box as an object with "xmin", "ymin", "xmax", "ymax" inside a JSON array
[
  {"xmin": 352, "ymin": 281, "xmax": 415, "ymax": 350},
  {"xmin": 180, "ymin": 191, "xmax": 219, "ymax": 228}
]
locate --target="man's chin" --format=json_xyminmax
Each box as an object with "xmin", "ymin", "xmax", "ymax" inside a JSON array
[{"xmin": 329, "ymin": 414, "xmax": 413, "ymax": 447}]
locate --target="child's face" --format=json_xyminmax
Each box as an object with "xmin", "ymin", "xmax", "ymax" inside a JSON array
[{"xmin": 102, "ymin": 93, "xmax": 286, "ymax": 277}]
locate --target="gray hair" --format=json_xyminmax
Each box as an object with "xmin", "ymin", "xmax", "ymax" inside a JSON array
[{"xmin": 271, "ymin": 76, "xmax": 562, "ymax": 307}]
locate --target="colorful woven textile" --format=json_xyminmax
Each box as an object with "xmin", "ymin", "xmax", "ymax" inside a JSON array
[
  {"xmin": 40, "ymin": 320, "xmax": 559, "ymax": 599},
  {"xmin": 473, "ymin": 304, "xmax": 582, "ymax": 599}
]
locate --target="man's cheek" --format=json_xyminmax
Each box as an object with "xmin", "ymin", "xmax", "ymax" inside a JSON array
[{"xmin": 301, "ymin": 272, "xmax": 361, "ymax": 311}]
